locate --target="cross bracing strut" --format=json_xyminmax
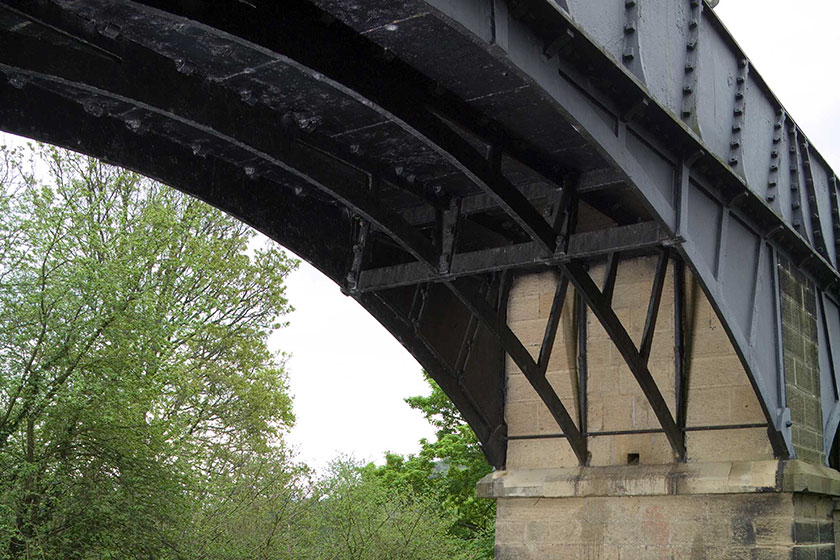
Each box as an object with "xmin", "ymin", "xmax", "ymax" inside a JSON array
[
  {"xmin": 357, "ymin": 222, "xmax": 671, "ymax": 292},
  {"xmin": 561, "ymin": 259, "xmax": 685, "ymax": 460},
  {"xmin": 447, "ymin": 277, "xmax": 589, "ymax": 464},
  {"xmin": 640, "ymin": 251, "xmax": 669, "ymax": 365}
]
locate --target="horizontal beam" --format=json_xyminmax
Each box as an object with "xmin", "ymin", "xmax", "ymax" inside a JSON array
[
  {"xmin": 399, "ymin": 168, "xmax": 625, "ymax": 227},
  {"xmin": 357, "ymin": 221, "xmax": 672, "ymax": 292}
]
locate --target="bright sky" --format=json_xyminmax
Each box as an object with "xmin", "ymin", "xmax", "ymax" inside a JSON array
[
  {"xmin": 270, "ymin": 260, "xmax": 434, "ymax": 470},
  {"xmin": 2, "ymin": 0, "xmax": 839, "ymax": 472}
]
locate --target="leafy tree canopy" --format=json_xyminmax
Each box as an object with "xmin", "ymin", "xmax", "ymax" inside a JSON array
[
  {"xmin": 0, "ymin": 142, "xmax": 495, "ymax": 560},
  {"xmin": 0, "ymin": 143, "xmax": 300, "ymax": 559},
  {"xmin": 365, "ymin": 372, "xmax": 495, "ymax": 558}
]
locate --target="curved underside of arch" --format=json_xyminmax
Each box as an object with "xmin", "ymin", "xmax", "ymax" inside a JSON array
[{"xmin": 2, "ymin": 0, "xmax": 840, "ymax": 467}]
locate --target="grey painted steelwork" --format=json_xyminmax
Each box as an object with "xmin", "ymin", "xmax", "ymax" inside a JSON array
[{"xmin": 1, "ymin": 0, "xmax": 838, "ymax": 466}]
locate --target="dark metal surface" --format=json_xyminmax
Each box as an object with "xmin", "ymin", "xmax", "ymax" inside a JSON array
[{"xmin": 2, "ymin": 0, "xmax": 839, "ymax": 465}]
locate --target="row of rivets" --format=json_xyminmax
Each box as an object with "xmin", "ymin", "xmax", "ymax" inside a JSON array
[
  {"xmin": 623, "ymin": 0, "xmax": 645, "ymax": 81},
  {"xmin": 799, "ymin": 138, "xmax": 830, "ymax": 258},
  {"xmin": 727, "ymin": 58, "xmax": 749, "ymax": 171},
  {"xmin": 681, "ymin": 0, "xmax": 703, "ymax": 124},
  {"xmin": 765, "ymin": 109, "xmax": 786, "ymax": 206},
  {"xmin": 788, "ymin": 125, "xmax": 804, "ymax": 232}
]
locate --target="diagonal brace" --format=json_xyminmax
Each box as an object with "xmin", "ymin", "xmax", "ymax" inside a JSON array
[
  {"xmin": 446, "ymin": 278, "xmax": 589, "ymax": 464},
  {"xmin": 562, "ymin": 260, "xmax": 685, "ymax": 460},
  {"xmin": 639, "ymin": 250, "xmax": 669, "ymax": 365}
]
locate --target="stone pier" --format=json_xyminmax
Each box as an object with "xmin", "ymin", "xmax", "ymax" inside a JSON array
[{"xmin": 479, "ymin": 256, "xmax": 840, "ymax": 559}]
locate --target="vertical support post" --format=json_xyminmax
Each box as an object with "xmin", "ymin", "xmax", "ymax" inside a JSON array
[
  {"xmin": 577, "ymin": 289, "xmax": 588, "ymax": 435},
  {"xmin": 439, "ymin": 197, "xmax": 461, "ymax": 273},
  {"xmin": 771, "ymin": 247, "xmax": 787, "ymax": 411},
  {"xmin": 345, "ymin": 216, "xmax": 370, "ymax": 291},
  {"xmin": 715, "ymin": 208, "xmax": 730, "ymax": 280},
  {"xmin": 770, "ymin": 246, "xmax": 792, "ymax": 458},
  {"xmin": 674, "ymin": 257, "xmax": 688, "ymax": 438}
]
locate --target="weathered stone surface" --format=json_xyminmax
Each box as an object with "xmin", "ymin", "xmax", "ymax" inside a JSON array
[
  {"xmin": 490, "ymin": 257, "xmax": 839, "ymax": 558},
  {"xmin": 779, "ymin": 256, "xmax": 825, "ymax": 465},
  {"xmin": 505, "ymin": 256, "xmax": 776, "ymax": 469},
  {"xmin": 478, "ymin": 460, "xmax": 840, "ymax": 500}
]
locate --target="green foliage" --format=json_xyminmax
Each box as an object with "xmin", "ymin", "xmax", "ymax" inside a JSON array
[
  {"xmin": 366, "ymin": 372, "xmax": 496, "ymax": 558},
  {"xmin": 0, "ymin": 143, "xmax": 300, "ymax": 559},
  {"xmin": 0, "ymin": 142, "xmax": 494, "ymax": 560},
  {"xmin": 304, "ymin": 458, "xmax": 481, "ymax": 560}
]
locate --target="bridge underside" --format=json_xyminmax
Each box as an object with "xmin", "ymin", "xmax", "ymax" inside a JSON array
[{"xmin": 3, "ymin": 0, "xmax": 840, "ymax": 469}]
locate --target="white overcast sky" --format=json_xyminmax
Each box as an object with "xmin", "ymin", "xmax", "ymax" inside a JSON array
[{"xmin": 2, "ymin": 0, "xmax": 839, "ymax": 472}]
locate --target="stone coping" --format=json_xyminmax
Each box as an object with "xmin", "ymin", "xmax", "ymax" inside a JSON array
[{"xmin": 477, "ymin": 460, "xmax": 840, "ymax": 499}]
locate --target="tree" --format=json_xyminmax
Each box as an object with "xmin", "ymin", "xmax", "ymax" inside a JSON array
[
  {"xmin": 304, "ymin": 458, "xmax": 478, "ymax": 560},
  {"xmin": 366, "ymin": 373, "xmax": 496, "ymax": 558},
  {"xmin": 0, "ymin": 142, "xmax": 300, "ymax": 559}
]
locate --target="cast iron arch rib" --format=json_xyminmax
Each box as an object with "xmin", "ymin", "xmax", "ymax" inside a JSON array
[
  {"xmin": 0, "ymin": 7, "xmax": 512, "ymax": 466},
  {"xmin": 6, "ymin": 0, "xmax": 840, "ymax": 463}
]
